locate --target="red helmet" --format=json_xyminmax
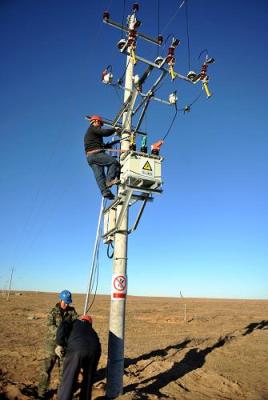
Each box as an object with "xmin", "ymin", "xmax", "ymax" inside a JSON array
[
  {"xmin": 80, "ymin": 314, "xmax": 92, "ymax": 324},
  {"xmin": 90, "ymin": 115, "xmax": 103, "ymax": 126}
]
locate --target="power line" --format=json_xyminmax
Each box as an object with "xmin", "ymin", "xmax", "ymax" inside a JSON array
[
  {"xmin": 156, "ymin": 0, "xmax": 160, "ymax": 56},
  {"xmin": 185, "ymin": 0, "xmax": 191, "ymax": 71}
]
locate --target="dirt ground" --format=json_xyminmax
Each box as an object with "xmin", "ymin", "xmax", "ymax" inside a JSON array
[{"xmin": 0, "ymin": 292, "xmax": 267, "ymax": 400}]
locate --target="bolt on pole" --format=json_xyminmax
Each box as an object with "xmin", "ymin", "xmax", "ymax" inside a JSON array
[{"xmin": 106, "ymin": 50, "xmax": 134, "ymax": 398}]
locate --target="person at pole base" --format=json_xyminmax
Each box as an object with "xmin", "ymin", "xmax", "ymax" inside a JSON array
[
  {"xmin": 38, "ymin": 290, "xmax": 78, "ymax": 399},
  {"xmin": 56, "ymin": 314, "xmax": 101, "ymax": 400},
  {"xmin": 84, "ymin": 115, "xmax": 121, "ymax": 200}
]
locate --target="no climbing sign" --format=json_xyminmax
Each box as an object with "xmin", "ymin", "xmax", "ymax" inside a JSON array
[{"xmin": 111, "ymin": 273, "xmax": 127, "ymax": 300}]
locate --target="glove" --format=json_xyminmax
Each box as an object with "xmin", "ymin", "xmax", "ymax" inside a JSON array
[{"xmin": 55, "ymin": 345, "xmax": 64, "ymax": 359}]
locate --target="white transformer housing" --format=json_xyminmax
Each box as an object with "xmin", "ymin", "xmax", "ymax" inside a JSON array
[
  {"xmin": 103, "ymin": 151, "xmax": 163, "ymax": 244},
  {"xmin": 120, "ymin": 151, "xmax": 163, "ymax": 191}
]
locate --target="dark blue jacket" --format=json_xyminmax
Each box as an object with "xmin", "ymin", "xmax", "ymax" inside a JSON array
[
  {"xmin": 84, "ymin": 126, "xmax": 116, "ymax": 152},
  {"xmin": 56, "ymin": 319, "xmax": 101, "ymax": 356}
]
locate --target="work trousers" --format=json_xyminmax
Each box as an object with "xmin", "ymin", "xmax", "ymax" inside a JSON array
[
  {"xmin": 86, "ymin": 151, "xmax": 120, "ymax": 194},
  {"xmin": 58, "ymin": 350, "xmax": 100, "ymax": 400},
  {"xmin": 38, "ymin": 342, "xmax": 63, "ymax": 397}
]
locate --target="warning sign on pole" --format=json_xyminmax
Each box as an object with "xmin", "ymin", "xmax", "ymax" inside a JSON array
[
  {"xmin": 111, "ymin": 273, "xmax": 127, "ymax": 300},
  {"xmin": 141, "ymin": 159, "xmax": 154, "ymax": 177}
]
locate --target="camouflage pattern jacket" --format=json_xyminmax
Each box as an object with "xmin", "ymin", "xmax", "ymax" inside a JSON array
[{"xmin": 47, "ymin": 302, "xmax": 78, "ymax": 344}]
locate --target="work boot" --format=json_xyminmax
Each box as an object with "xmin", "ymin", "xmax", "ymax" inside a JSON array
[
  {"xmin": 106, "ymin": 177, "xmax": 121, "ymax": 188},
  {"xmin": 102, "ymin": 190, "xmax": 115, "ymax": 200}
]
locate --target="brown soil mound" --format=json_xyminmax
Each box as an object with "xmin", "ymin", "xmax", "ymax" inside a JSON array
[{"xmin": 0, "ymin": 292, "xmax": 267, "ymax": 399}]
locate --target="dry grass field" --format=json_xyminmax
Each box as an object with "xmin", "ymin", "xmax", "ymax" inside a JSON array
[{"xmin": 0, "ymin": 292, "xmax": 267, "ymax": 399}]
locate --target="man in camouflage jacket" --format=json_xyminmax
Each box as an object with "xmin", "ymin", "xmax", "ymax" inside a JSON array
[{"xmin": 38, "ymin": 290, "xmax": 78, "ymax": 399}]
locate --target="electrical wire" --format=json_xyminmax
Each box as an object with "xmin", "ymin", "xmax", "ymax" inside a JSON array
[
  {"xmin": 185, "ymin": 0, "xmax": 191, "ymax": 71},
  {"xmin": 161, "ymin": 5, "xmax": 181, "ymax": 34},
  {"xmin": 198, "ymin": 49, "xmax": 209, "ymax": 60},
  {"xmin": 112, "ymin": 85, "xmax": 123, "ymax": 104},
  {"xmin": 156, "ymin": 0, "xmax": 160, "ymax": 56},
  {"xmin": 121, "ymin": 0, "xmax": 126, "ymax": 38},
  {"xmin": 117, "ymin": 58, "xmax": 131, "ymax": 86},
  {"xmin": 189, "ymin": 90, "xmax": 203, "ymax": 107},
  {"xmin": 162, "ymin": 102, "xmax": 178, "ymax": 141}
]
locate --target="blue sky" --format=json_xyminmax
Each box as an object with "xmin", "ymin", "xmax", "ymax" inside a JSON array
[{"xmin": 0, "ymin": 0, "xmax": 267, "ymax": 299}]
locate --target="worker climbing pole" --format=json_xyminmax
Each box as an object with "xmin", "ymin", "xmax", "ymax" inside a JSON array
[{"xmin": 85, "ymin": 2, "xmax": 215, "ymax": 398}]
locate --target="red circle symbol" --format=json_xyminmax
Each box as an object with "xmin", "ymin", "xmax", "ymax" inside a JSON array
[{"xmin": 113, "ymin": 275, "xmax": 127, "ymax": 292}]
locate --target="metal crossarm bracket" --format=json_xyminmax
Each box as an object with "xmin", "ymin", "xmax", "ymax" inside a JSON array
[
  {"xmin": 103, "ymin": 18, "xmax": 161, "ymax": 46},
  {"xmin": 102, "ymin": 187, "xmax": 154, "ymax": 243},
  {"xmin": 124, "ymin": 52, "xmax": 193, "ymax": 83},
  {"xmin": 116, "ymin": 189, "xmax": 133, "ymax": 230},
  {"xmin": 128, "ymin": 196, "xmax": 148, "ymax": 234}
]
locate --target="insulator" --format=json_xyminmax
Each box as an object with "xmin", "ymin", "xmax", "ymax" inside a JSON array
[
  {"xmin": 187, "ymin": 70, "xmax": 197, "ymax": 80},
  {"xmin": 141, "ymin": 136, "xmax": 147, "ymax": 154},
  {"xmin": 127, "ymin": 38, "xmax": 135, "ymax": 46},
  {"xmin": 168, "ymin": 93, "xmax": 178, "ymax": 104},
  {"xmin": 166, "ymin": 55, "xmax": 175, "ymax": 65},
  {"xmin": 168, "ymin": 46, "xmax": 175, "ymax": 56},
  {"xmin": 103, "ymin": 11, "xmax": 109, "ymax": 21},
  {"xmin": 128, "ymin": 29, "xmax": 137, "ymax": 39},
  {"xmin": 130, "ymin": 143, "xmax": 136, "ymax": 151},
  {"xmin": 157, "ymin": 35, "xmax": 164, "ymax": 45},
  {"xmin": 133, "ymin": 74, "xmax": 140, "ymax": 85},
  {"xmin": 128, "ymin": 14, "xmax": 137, "ymax": 30},
  {"xmin": 140, "ymin": 146, "xmax": 148, "ymax": 154},
  {"xmin": 141, "ymin": 135, "xmax": 148, "ymax": 153},
  {"xmin": 184, "ymin": 105, "xmax": 191, "ymax": 113},
  {"xmin": 102, "ymin": 71, "xmax": 113, "ymax": 84},
  {"xmin": 172, "ymin": 38, "xmax": 181, "ymax": 47},
  {"xmin": 206, "ymin": 57, "xmax": 215, "ymax": 64},
  {"xmin": 155, "ymin": 56, "xmax": 164, "ymax": 66},
  {"xmin": 117, "ymin": 38, "xmax": 127, "ymax": 50},
  {"xmin": 200, "ymin": 64, "xmax": 208, "ymax": 79},
  {"xmin": 151, "ymin": 140, "xmax": 164, "ymax": 155}
]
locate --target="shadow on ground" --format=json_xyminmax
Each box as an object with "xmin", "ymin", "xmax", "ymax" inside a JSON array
[{"xmin": 2, "ymin": 320, "xmax": 267, "ymax": 399}]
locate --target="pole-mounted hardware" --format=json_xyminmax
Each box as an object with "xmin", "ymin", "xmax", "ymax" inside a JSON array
[
  {"xmin": 103, "ymin": 9, "xmax": 163, "ymax": 47},
  {"xmin": 187, "ymin": 55, "xmax": 215, "ymax": 98},
  {"xmin": 151, "ymin": 140, "xmax": 164, "ymax": 156},
  {"xmin": 102, "ymin": 65, "xmax": 113, "ymax": 84},
  {"xmin": 97, "ymin": 3, "xmax": 216, "ymax": 398},
  {"xmin": 166, "ymin": 37, "xmax": 181, "ymax": 80}
]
